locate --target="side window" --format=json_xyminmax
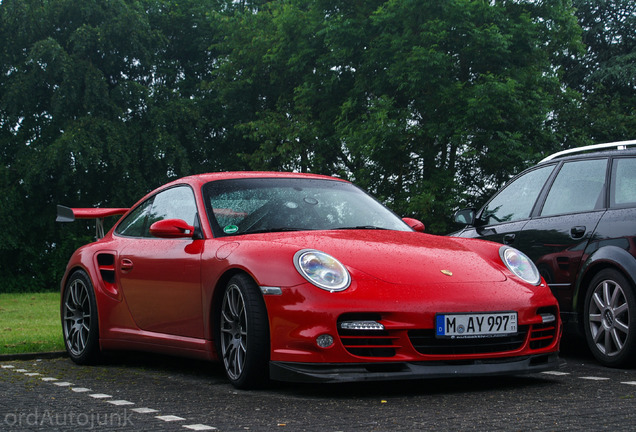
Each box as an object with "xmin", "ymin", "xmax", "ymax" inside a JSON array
[
  {"xmin": 541, "ymin": 159, "xmax": 607, "ymax": 217},
  {"xmin": 115, "ymin": 199, "xmax": 153, "ymax": 237},
  {"xmin": 115, "ymin": 186, "xmax": 198, "ymax": 238},
  {"xmin": 147, "ymin": 186, "xmax": 198, "ymax": 230},
  {"xmin": 481, "ymin": 165, "xmax": 553, "ymax": 225},
  {"xmin": 611, "ymin": 157, "xmax": 636, "ymax": 208}
]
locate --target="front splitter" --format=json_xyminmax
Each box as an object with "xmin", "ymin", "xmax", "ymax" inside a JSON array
[{"xmin": 270, "ymin": 353, "xmax": 561, "ymax": 383}]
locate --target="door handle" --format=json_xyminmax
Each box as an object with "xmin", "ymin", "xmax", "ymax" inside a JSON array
[
  {"xmin": 570, "ymin": 226, "xmax": 586, "ymax": 239},
  {"xmin": 120, "ymin": 258, "xmax": 134, "ymax": 271},
  {"xmin": 503, "ymin": 233, "xmax": 516, "ymax": 245}
]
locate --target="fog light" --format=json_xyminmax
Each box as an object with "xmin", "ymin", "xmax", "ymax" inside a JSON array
[{"xmin": 316, "ymin": 334, "xmax": 334, "ymax": 348}]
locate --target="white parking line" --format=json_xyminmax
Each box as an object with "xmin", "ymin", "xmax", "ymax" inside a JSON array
[
  {"xmin": 541, "ymin": 371, "xmax": 570, "ymax": 376},
  {"xmin": 621, "ymin": 381, "xmax": 636, "ymax": 386},
  {"xmin": 1, "ymin": 362, "xmax": 244, "ymax": 432},
  {"xmin": 184, "ymin": 424, "xmax": 217, "ymax": 430},
  {"xmin": 108, "ymin": 400, "xmax": 135, "ymax": 406},
  {"xmin": 156, "ymin": 415, "xmax": 186, "ymax": 422},
  {"xmin": 580, "ymin": 376, "xmax": 610, "ymax": 381},
  {"xmin": 131, "ymin": 407, "xmax": 159, "ymax": 414}
]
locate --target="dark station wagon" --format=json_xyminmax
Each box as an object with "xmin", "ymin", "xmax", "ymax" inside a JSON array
[{"xmin": 452, "ymin": 141, "xmax": 636, "ymax": 367}]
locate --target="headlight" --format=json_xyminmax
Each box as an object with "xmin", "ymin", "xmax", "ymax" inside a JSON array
[
  {"xmin": 499, "ymin": 246, "xmax": 541, "ymax": 286},
  {"xmin": 294, "ymin": 249, "xmax": 351, "ymax": 292}
]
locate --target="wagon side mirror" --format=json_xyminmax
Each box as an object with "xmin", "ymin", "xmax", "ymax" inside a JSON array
[
  {"xmin": 453, "ymin": 208, "xmax": 476, "ymax": 226},
  {"xmin": 402, "ymin": 217, "xmax": 425, "ymax": 232},
  {"xmin": 149, "ymin": 219, "xmax": 195, "ymax": 238}
]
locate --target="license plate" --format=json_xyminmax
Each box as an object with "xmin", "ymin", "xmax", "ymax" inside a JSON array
[{"xmin": 435, "ymin": 312, "xmax": 517, "ymax": 338}]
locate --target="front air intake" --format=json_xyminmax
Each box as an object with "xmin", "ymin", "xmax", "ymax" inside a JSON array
[{"xmin": 337, "ymin": 314, "xmax": 398, "ymax": 357}]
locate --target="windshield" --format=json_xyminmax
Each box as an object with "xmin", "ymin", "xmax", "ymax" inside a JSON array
[{"xmin": 203, "ymin": 177, "xmax": 411, "ymax": 236}]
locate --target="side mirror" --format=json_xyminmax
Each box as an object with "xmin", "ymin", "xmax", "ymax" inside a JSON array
[
  {"xmin": 402, "ymin": 217, "xmax": 425, "ymax": 232},
  {"xmin": 149, "ymin": 219, "xmax": 195, "ymax": 238},
  {"xmin": 453, "ymin": 208, "xmax": 476, "ymax": 226}
]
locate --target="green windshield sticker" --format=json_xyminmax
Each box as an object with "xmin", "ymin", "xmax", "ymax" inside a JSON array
[{"xmin": 224, "ymin": 225, "xmax": 239, "ymax": 234}]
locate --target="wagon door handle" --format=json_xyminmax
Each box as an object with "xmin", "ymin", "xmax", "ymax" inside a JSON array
[
  {"xmin": 503, "ymin": 233, "xmax": 516, "ymax": 245},
  {"xmin": 120, "ymin": 258, "xmax": 134, "ymax": 271},
  {"xmin": 570, "ymin": 226, "xmax": 586, "ymax": 239}
]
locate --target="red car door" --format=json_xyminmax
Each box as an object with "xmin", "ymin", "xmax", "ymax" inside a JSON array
[{"xmin": 115, "ymin": 185, "xmax": 205, "ymax": 338}]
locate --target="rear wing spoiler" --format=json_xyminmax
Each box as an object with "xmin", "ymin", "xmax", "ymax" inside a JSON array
[{"xmin": 56, "ymin": 205, "xmax": 129, "ymax": 239}]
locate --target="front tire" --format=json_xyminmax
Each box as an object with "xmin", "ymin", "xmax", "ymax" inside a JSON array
[
  {"xmin": 62, "ymin": 270, "xmax": 101, "ymax": 364},
  {"xmin": 584, "ymin": 269, "xmax": 636, "ymax": 367},
  {"xmin": 218, "ymin": 274, "xmax": 270, "ymax": 389}
]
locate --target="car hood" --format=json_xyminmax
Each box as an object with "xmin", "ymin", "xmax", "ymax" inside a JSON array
[{"xmin": 261, "ymin": 230, "xmax": 506, "ymax": 284}]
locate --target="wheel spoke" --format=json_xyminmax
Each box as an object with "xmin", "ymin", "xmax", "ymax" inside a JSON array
[
  {"xmin": 610, "ymin": 328, "xmax": 624, "ymax": 350},
  {"xmin": 602, "ymin": 281, "xmax": 611, "ymax": 307},
  {"xmin": 614, "ymin": 302, "xmax": 629, "ymax": 317},
  {"xmin": 593, "ymin": 326, "xmax": 604, "ymax": 344},
  {"xmin": 592, "ymin": 292, "xmax": 605, "ymax": 311},
  {"xmin": 609, "ymin": 286, "xmax": 620, "ymax": 308},
  {"xmin": 615, "ymin": 319, "xmax": 629, "ymax": 335},
  {"xmin": 603, "ymin": 327, "xmax": 614, "ymax": 354}
]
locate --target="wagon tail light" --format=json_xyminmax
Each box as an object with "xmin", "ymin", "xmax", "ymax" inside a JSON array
[{"xmin": 293, "ymin": 249, "xmax": 351, "ymax": 292}]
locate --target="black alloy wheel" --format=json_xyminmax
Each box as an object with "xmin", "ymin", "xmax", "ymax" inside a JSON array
[
  {"xmin": 62, "ymin": 270, "xmax": 101, "ymax": 364},
  {"xmin": 584, "ymin": 269, "xmax": 636, "ymax": 367},
  {"xmin": 218, "ymin": 274, "xmax": 270, "ymax": 388}
]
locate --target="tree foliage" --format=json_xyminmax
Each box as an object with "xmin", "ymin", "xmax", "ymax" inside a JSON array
[
  {"xmin": 0, "ymin": 0, "xmax": 634, "ymax": 291},
  {"xmin": 557, "ymin": 0, "xmax": 636, "ymax": 145}
]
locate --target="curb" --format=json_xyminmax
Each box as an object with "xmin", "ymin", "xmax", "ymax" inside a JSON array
[{"xmin": 0, "ymin": 351, "xmax": 67, "ymax": 361}]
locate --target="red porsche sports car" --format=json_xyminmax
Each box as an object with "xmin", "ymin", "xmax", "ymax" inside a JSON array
[{"xmin": 58, "ymin": 172, "xmax": 561, "ymax": 388}]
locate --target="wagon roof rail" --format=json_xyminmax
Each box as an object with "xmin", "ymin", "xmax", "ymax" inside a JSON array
[{"xmin": 540, "ymin": 140, "xmax": 636, "ymax": 163}]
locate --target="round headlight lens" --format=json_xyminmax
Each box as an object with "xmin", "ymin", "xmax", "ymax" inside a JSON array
[
  {"xmin": 294, "ymin": 249, "xmax": 351, "ymax": 292},
  {"xmin": 499, "ymin": 246, "xmax": 541, "ymax": 286}
]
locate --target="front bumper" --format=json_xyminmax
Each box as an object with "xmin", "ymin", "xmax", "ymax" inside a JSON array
[{"xmin": 270, "ymin": 352, "xmax": 561, "ymax": 383}]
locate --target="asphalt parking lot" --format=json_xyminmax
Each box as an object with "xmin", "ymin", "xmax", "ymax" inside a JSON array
[{"xmin": 2, "ymin": 342, "xmax": 636, "ymax": 431}]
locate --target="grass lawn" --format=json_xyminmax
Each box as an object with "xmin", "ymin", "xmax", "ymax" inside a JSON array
[{"xmin": 0, "ymin": 292, "xmax": 64, "ymax": 355}]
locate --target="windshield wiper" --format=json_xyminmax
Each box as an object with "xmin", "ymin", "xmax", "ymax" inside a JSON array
[
  {"xmin": 242, "ymin": 227, "xmax": 311, "ymax": 234},
  {"xmin": 334, "ymin": 225, "xmax": 388, "ymax": 230}
]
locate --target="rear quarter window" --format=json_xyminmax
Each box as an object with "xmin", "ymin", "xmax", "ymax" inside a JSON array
[{"xmin": 611, "ymin": 157, "xmax": 636, "ymax": 208}]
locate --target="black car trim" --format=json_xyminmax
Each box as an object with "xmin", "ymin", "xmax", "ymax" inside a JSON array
[{"xmin": 269, "ymin": 353, "xmax": 562, "ymax": 383}]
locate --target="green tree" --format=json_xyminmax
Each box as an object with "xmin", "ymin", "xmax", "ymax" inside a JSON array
[
  {"xmin": 214, "ymin": 0, "xmax": 582, "ymax": 232},
  {"xmin": 557, "ymin": 0, "xmax": 636, "ymax": 146},
  {"xmin": 0, "ymin": 0, "xmax": 229, "ymax": 291}
]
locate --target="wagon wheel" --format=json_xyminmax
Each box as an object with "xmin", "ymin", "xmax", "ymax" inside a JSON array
[{"xmin": 584, "ymin": 269, "xmax": 636, "ymax": 367}]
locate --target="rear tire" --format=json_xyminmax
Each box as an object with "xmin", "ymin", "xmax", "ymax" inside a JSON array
[
  {"xmin": 62, "ymin": 270, "xmax": 101, "ymax": 364},
  {"xmin": 217, "ymin": 274, "xmax": 270, "ymax": 389},
  {"xmin": 583, "ymin": 269, "xmax": 636, "ymax": 367}
]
